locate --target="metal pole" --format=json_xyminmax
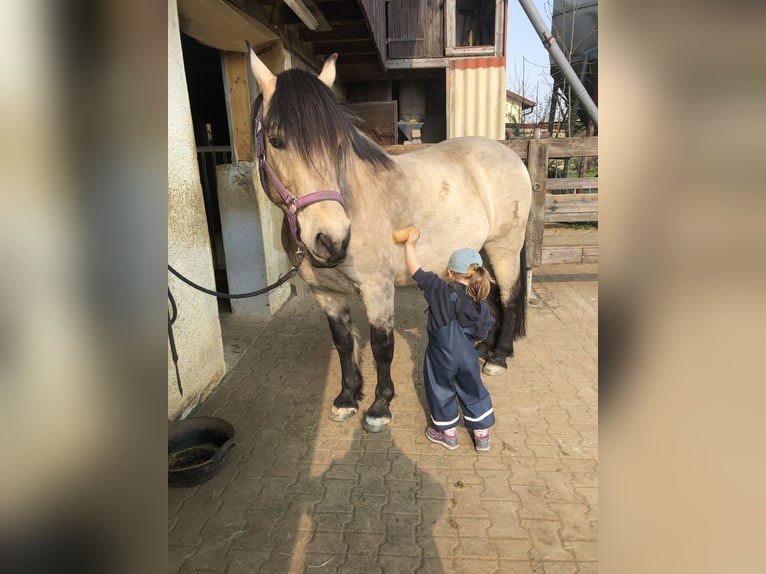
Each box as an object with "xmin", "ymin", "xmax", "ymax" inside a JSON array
[{"xmin": 517, "ymin": 0, "xmax": 598, "ymax": 127}]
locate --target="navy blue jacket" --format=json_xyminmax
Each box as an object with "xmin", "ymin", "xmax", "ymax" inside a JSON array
[{"xmin": 412, "ymin": 269, "xmax": 495, "ymax": 341}]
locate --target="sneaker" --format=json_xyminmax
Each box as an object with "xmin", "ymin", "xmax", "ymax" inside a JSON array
[
  {"xmin": 425, "ymin": 427, "xmax": 458, "ymax": 450},
  {"xmin": 473, "ymin": 432, "xmax": 490, "ymax": 452}
]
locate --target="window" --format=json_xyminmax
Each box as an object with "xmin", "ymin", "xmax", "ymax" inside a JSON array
[{"xmin": 445, "ymin": 0, "xmax": 504, "ymax": 56}]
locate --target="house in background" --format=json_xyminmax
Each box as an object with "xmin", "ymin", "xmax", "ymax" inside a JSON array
[
  {"xmin": 168, "ymin": 0, "xmax": 515, "ymax": 417},
  {"xmin": 505, "ymin": 88, "xmax": 536, "ymax": 137}
]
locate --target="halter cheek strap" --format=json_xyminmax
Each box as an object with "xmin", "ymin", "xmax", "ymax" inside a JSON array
[{"xmin": 255, "ymin": 105, "xmax": 345, "ymax": 248}]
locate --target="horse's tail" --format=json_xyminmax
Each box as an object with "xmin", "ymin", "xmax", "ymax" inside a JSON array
[{"xmin": 513, "ymin": 244, "xmax": 527, "ymax": 339}]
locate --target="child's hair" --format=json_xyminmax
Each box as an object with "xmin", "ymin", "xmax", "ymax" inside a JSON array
[{"xmin": 453, "ymin": 263, "xmax": 492, "ymax": 303}]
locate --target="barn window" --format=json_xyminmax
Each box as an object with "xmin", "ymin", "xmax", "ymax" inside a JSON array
[{"xmin": 445, "ymin": 0, "xmax": 505, "ymax": 56}]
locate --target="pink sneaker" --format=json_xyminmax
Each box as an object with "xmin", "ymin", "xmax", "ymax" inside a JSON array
[
  {"xmin": 472, "ymin": 431, "xmax": 490, "ymax": 452},
  {"xmin": 425, "ymin": 427, "xmax": 458, "ymax": 450}
]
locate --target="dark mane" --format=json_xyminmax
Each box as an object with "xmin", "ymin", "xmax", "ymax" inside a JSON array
[{"xmin": 262, "ymin": 68, "xmax": 392, "ymax": 168}]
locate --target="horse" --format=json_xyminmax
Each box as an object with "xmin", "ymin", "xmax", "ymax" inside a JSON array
[{"xmin": 248, "ymin": 46, "xmax": 531, "ymax": 433}]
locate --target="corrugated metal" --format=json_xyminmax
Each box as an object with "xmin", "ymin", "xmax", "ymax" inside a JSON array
[{"xmin": 447, "ymin": 58, "xmax": 506, "ymax": 140}]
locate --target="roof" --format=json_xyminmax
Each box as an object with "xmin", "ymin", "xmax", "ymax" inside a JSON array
[{"xmin": 505, "ymin": 89, "xmax": 536, "ymax": 109}]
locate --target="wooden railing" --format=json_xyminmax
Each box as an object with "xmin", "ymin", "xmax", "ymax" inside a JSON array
[{"xmin": 505, "ymin": 136, "xmax": 598, "ymax": 267}]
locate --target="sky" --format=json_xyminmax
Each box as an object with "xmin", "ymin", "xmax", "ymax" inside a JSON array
[{"xmin": 505, "ymin": 0, "xmax": 554, "ymax": 121}]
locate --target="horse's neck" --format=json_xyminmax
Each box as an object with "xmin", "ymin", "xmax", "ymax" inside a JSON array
[{"xmin": 345, "ymin": 149, "xmax": 402, "ymax": 201}]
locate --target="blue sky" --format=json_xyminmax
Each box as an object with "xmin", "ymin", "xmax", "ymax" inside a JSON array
[{"xmin": 506, "ymin": 0, "xmax": 553, "ymax": 119}]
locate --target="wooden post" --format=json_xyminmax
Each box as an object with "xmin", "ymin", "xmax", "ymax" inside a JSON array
[
  {"xmin": 524, "ymin": 135, "xmax": 549, "ymax": 298},
  {"xmin": 222, "ymin": 52, "xmax": 253, "ymax": 165}
]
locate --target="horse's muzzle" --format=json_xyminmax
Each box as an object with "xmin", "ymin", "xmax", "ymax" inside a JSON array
[{"xmin": 308, "ymin": 231, "xmax": 350, "ymax": 268}]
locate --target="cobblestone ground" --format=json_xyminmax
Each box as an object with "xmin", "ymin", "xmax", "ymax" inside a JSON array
[{"xmin": 169, "ymin": 264, "xmax": 598, "ymax": 573}]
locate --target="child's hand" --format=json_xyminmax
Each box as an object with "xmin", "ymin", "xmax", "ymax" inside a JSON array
[{"xmin": 405, "ymin": 228, "xmax": 420, "ymax": 245}]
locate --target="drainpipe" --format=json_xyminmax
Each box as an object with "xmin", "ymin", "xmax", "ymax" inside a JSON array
[{"xmin": 517, "ymin": 0, "xmax": 599, "ymax": 127}]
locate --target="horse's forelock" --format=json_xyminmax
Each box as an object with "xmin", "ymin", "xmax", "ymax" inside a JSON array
[
  {"xmin": 263, "ymin": 68, "xmax": 392, "ymax": 169},
  {"xmin": 264, "ymin": 69, "xmax": 349, "ymax": 160}
]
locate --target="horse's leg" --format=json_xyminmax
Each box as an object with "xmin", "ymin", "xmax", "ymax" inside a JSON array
[
  {"xmin": 476, "ymin": 257, "xmax": 502, "ymax": 362},
  {"xmin": 481, "ymin": 242, "xmax": 527, "ymax": 376},
  {"xmin": 360, "ymin": 280, "xmax": 395, "ymax": 433},
  {"xmin": 316, "ymin": 292, "xmax": 364, "ymax": 421}
]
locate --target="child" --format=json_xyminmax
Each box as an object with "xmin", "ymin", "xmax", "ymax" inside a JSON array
[{"xmin": 404, "ymin": 228, "xmax": 496, "ymax": 451}]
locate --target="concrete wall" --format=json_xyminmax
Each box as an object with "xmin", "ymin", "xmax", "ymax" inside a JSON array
[
  {"xmin": 217, "ymin": 163, "xmax": 291, "ymax": 315},
  {"xmin": 168, "ymin": 0, "xmax": 225, "ymax": 419}
]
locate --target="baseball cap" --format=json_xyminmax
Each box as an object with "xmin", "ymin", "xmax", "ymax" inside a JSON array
[{"xmin": 447, "ymin": 248, "xmax": 483, "ymax": 274}]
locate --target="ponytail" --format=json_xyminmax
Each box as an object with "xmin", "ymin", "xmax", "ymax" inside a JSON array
[{"xmin": 465, "ymin": 264, "xmax": 492, "ymax": 303}]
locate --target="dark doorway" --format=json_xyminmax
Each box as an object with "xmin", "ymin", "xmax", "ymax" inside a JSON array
[{"xmin": 180, "ymin": 32, "xmax": 231, "ymax": 305}]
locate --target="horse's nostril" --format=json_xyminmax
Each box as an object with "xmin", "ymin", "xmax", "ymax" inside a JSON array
[
  {"xmin": 313, "ymin": 232, "xmax": 349, "ymax": 265},
  {"xmin": 316, "ymin": 233, "xmax": 335, "ymax": 257}
]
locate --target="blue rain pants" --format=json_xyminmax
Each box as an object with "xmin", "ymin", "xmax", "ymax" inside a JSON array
[{"xmin": 423, "ymin": 294, "xmax": 495, "ymax": 431}]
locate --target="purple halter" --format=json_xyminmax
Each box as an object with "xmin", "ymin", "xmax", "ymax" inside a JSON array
[{"xmin": 254, "ymin": 104, "xmax": 345, "ymax": 248}]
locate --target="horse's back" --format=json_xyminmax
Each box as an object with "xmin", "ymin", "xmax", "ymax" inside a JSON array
[
  {"xmin": 394, "ymin": 137, "xmax": 530, "ymax": 204},
  {"xmin": 389, "ymin": 137, "xmax": 531, "ymax": 285}
]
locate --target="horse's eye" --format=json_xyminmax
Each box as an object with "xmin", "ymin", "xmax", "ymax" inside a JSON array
[{"xmin": 268, "ymin": 135, "xmax": 284, "ymax": 149}]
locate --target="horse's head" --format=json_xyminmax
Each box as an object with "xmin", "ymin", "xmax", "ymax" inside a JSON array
[{"xmin": 249, "ymin": 45, "xmax": 351, "ymax": 268}]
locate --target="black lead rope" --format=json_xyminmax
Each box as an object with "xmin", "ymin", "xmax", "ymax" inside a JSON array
[
  {"xmin": 167, "ymin": 288, "xmax": 183, "ymax": 396},
  {"xmin": 166, "ymin": 255, "xmax": 304, "ymax": 396},
  {"xmin": 167, "ymin": 259, "xmax": 302, "ymax": 299}
]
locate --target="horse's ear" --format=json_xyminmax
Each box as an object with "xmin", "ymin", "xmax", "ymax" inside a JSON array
[
  {"xmin": 247, "ymin": 41, "xmax": 276, "ymax": 103},
  {"xmin": 318, "ymin": 53, "xmax": 338, "ymax": 88}
]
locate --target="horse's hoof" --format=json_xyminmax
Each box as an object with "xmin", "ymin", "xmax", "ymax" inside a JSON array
[
  {"xmin": 362, "ymin": 415, "xmax": 390, "ymax": 433},
  {"xmin": 482, "ymin": 362, "xmax": 506, "ymax": 376},
  {"xmin": 329, "ymin": 406, "xmax": 358, "ymax": 422}
]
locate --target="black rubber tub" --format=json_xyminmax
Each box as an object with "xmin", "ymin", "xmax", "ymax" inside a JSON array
[{"xmin": 168, "ymin": 417, "xmax": 235, "ymax": 487}]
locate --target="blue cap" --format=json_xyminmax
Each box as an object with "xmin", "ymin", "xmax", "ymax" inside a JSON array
[{"xmin": 447, "ymin": 248, "xmax": 483, "ymax": 274}]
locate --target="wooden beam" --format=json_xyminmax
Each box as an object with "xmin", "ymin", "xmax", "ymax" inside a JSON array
[
  {"xmin": 503, "ymin": 136, "xmax": 598, "ymax": 159},
  {"xmin": 546, "ymin": 137, "xmax": 598, "ymax": 158},
  {"xmin": 222, "ymin": 52, "xmax": 252, "ymax": 163},
  {"xmin": 545, "ymin": 177, "xmax": 599, "ymax": 190},
  {"xmin": 545, "ymin": 193, "xmax": 599, "ymax": 223},
  {"xmin": 299, "ymin": 21, "xmax": 370, "ymax": 41},
  {"xmin": 504, "ymin": 139, "xmax": 529, "ymax": 159},
  {"xmin": 525, "ymin": 139, "xmax": 549, "ymax": 268},
  {"xmin": 386, "ymin": 58, "xmax": 450, "ymax": 69},
  {"xmin": 542, "ymin": 245, "xmax": 598, "ymax": 265}
]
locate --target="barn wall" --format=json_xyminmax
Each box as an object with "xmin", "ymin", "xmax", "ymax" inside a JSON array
[
  {"xmin": 387, "ymin": 0, "xmax": 444, "ymax": 59},
  {"xmin": 168, "ymin": 0, "xmax": 225, "ymax": 419},
  {"xmin": 447, "ymin": 57, "xmax": 506, "ymax": 139},
  {"xmin": 358, "ymin": 0, "xmax": 387, "ymax": 61}
]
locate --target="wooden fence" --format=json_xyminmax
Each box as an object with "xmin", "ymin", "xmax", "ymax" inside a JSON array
[{"xmin": 504, "ymin": 136, "xmax": 598, "ymax": 268}]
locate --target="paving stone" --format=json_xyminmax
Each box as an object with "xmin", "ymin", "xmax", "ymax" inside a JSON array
[
  {"xmin": 168, "ymin": 545, "xmax": 196, "ymax": 572},
  {"xmin": 452, "ymin": 557, "xmax": 502, "ymax": 573},
  {"xmin": 381, "ymin": 480, "xmax": 420, "ymax": 515},
  {"xmin": 537, "ymin": 562, "xmax": 579, "ymax": 574},
  {"xmin": 523, "ymin": 519, "xmax": 576, "ymax": 562},
  {"xmin": 344, "ymin": 531, "xmax": 386, "ymax": 557},
  {"xmin": 496, "ymin": 560, "xmax": 538, "ymax": 573},
  {"xmin": 335, "ymin": 553, "xmax": 382, "ymax": 574},
  {"xmin": 312, "ymin": 511, "xmax": 353, "ymax": 533},
  {"xmin": 495, "ymin": 537, "xmax": 534, "ymax": 560},
  {"xmin": 224, "ymin": 549, "xmax": 271, "ymax": 573},
  {"xmin": 308, "ymin": 530, "xmax": 348, "ymax": 555},
  {"xmin": 561, "ymin": 540, "xmax": 598, "ymax": 562},
  {"xmin": 378, "ymin": 554, "xmax": 422, "ymax": 573}
]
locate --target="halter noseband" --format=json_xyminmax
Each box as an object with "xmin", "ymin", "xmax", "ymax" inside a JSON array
[{"xmin": 254, "ymin": 104, "xmax": 345, "ymax": 248}]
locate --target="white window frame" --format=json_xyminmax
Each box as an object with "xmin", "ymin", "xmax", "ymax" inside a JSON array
[{"xmin": 444, "ymin": 0, "xmax": 505, "ymax": 57}]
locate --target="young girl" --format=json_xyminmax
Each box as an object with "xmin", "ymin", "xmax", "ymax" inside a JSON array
[{"xmin": 404, "ymin": 228, "xmax": 496, "ymax": 451}]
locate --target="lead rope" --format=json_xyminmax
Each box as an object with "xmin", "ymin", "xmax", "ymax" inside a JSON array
[
  {"xmin": 167, "ymin": 250, "xmax": 305, "ymax": 396},
  {"xmin": 168, "ymin": 288, "xmax": 183, "ymax": 396}
]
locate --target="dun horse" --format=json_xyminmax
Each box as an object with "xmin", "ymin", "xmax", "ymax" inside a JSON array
[{"xmin": 249, "ymin": 47, "xmax": 531, "ymax": 432}]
